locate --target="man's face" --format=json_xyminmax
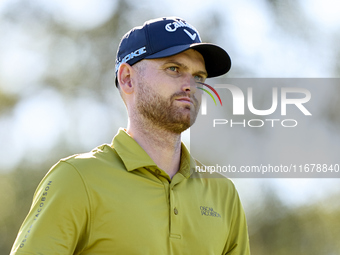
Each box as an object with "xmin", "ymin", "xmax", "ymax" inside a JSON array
[{"xmin": 134, "ymin": 49, "xmax": 207, "ymax": 134}]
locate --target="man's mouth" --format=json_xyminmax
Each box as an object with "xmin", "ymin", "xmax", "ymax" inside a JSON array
[{"xmin": 175, "ymin": 97, "xmax": 192, "ymax": 104}]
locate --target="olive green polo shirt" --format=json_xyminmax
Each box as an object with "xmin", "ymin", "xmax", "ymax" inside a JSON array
[{"xmin": 11, "ymin": 128, "xmax": 250, "ymax": 255}]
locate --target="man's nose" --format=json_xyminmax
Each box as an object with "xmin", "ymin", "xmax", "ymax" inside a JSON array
[{"xmin": 181, "ymin": 73, "xmax": 198, "ymax": 94}]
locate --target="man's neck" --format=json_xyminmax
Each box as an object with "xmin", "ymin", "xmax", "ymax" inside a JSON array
[{"xmin": 126, "ymin": 124, "xmax": 182, "ymax": 179}]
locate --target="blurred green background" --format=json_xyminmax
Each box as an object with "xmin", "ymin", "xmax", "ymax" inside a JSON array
[{"xmin": 1, "ymin": 0, "xmax": 340, "ymax": 254}]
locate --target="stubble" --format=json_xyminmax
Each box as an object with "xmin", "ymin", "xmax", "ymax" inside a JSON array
[{"xmin": 135, "ymin": 79, "xmax": 200, "ymax": 134}]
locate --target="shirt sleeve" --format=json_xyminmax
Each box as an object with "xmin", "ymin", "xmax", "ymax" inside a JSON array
[
  {"xmin": 223, "ymin": 184, "xmax": 251, "ymax": 255},
  {"xmin": 10, "ymin": 161, "xmax": 91, "ymax": 255}
]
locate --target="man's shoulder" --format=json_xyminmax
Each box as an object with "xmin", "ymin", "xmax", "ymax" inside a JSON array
[
  {"xmin": 56, "ymin": 143, "xmax": 123, "ymax": 173},
  {"xmin": 192, "ymin": 158, "xmax": 237, "ymax": 191}
]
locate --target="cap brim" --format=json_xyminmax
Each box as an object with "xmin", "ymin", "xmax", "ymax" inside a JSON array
[{"xmin": 144, "ymin": 43, "xmax": 231, "ymax": 78}]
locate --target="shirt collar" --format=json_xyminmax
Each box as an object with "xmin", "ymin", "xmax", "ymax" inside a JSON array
[
  {"xmin": 178, "ymin": 141, "xmax": 197, "ymax": 178},
  {"xmin": 112, "ymin": 128, "xmax": 157, "ymax": 171},
  {"xmin": 111, "ymin": 128, "xmax": 196, "ymax": 179}
]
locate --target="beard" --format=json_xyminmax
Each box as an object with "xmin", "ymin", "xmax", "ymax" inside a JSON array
[{"xmin": 135, "ymin": 80, "xmax": 200, "ymax": 134}]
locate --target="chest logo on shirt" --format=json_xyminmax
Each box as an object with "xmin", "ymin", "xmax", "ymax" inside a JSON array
[{"xmin": 200, "ymin": 206, "xmax": 221, "ymax": 218}]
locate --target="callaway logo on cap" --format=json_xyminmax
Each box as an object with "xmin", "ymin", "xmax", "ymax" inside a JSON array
[{"xmin": 115, "ymin": 17, "xmax": 231, "ymax": 86}]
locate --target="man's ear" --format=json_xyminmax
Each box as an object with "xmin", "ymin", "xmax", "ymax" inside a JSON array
[{"xmin": 117, "ymin": 63, "xmax": 135, "ymax": 94}]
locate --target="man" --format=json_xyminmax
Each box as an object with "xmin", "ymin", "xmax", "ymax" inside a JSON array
[{"xmin": 11, "ymin": 17, "xmax": 250, "ymax": 254}]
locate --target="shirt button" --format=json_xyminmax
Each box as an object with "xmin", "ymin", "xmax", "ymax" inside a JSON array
[
  {"xmin": 174, "ymin": 207, "xmax": 178, "ymax": 215},
  {"xmin": 155, "ymin": 169, "xmax": 161, "ymax": 175}
]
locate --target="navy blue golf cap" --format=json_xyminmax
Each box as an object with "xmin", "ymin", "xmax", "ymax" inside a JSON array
[{"xmin": 115, "ymin": 17, "xmax": 231, "ymax": 86}]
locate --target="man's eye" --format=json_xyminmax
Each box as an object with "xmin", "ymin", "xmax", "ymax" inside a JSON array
[
  {"xmin": 194, "ymin": 75, "xmax": 204, "ymax": 82},
  {"xmin": 168, "ymin": 66, "xmax": 178, "ymax": 72}
]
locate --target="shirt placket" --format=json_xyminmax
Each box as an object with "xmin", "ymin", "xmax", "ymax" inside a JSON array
[
  {"xmin": 169, "ymin": 184, "xmax": 181, "ymax": 239},
  {"xmin": 154, "ymin": 169, "xmax": 183, "ymax": 238}
]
